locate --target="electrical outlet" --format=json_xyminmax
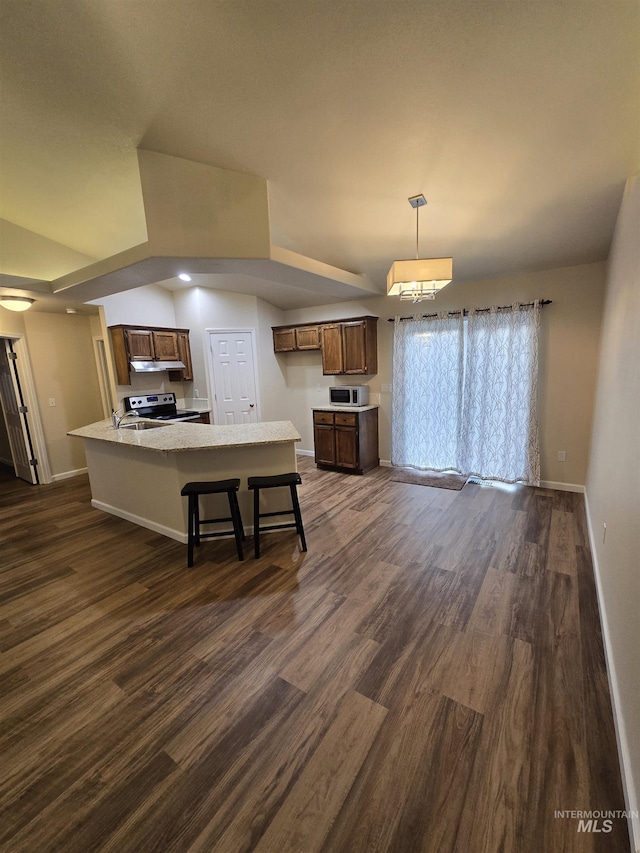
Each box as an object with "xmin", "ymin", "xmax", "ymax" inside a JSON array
[
  {"xmin": 194, "ymin": 389, "xmax": 200, "ymax": 398},
  {"xmin": 557, "ymin": 450, "xmax": 566, "ymax": 461},
  {"xmin": 49, "ymin": 397, "xmax": 56, "ymax": 407},
  {"xmin": 381, "ymin": 383, "xmax": 392, "ymax": 393}
]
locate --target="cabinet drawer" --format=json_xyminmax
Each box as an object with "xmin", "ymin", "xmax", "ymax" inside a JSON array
[
  {"xmin": 313, "ymin": 411, "xmax": 335, "ymax": 425},
  {"xmin": 334, "ymin": 412, "xmax": 357, "ymax": 427}
]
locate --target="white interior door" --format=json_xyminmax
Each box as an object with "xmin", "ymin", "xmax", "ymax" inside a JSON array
[
  {"xmin": 208, "ymin": 330, "xmax": 260, "ymax": 424},
  {"xmin": 0, "ymin": 341, "xmax": 38, "ymax": 483}
]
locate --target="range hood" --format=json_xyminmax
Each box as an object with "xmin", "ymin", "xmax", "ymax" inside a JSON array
[{"xmin": 130, "ymin": 360, "xmax": 186, "ymax": 373}]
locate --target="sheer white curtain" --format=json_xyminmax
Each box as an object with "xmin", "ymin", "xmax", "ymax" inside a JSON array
[
  {"xmin": 460, "ymin": 302, "xmax": 540, "ymax": 484},
  {"xmin": 391, "ymin": 302, "xmax": 541, "ymax": 485},
  {"xmin": 391, "ymin": 313, "xmax": 464, "ymax": 471}
]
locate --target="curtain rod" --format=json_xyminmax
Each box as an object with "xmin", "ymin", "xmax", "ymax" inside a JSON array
[{"xmin": 387, "ymin": 299, "xmax": 552, "ymax": 322}]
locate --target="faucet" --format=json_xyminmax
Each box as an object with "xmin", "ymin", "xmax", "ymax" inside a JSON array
[{"xmin": 112, "ymin": 408, "xmax": 140, "ymax": 429}]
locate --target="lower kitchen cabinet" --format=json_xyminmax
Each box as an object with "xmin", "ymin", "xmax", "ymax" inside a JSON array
[{"xmin": 312, "ymin": 408, "xmax": 379, "ymax": 474}]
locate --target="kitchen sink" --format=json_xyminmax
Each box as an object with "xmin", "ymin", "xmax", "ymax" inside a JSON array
[{"xmin": 119, "ymin": 421, "xmax": 170, "ymax": 431}]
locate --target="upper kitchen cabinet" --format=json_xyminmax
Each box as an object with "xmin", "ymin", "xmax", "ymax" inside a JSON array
[
  {"xmin": 109, "ymin": 324, "xmax": 193, "ymax": 385},
  {"xmin": 125, "ymin": 329, "xmax": 155, "ymax": 361},
  {"xmin": 151, "ymin": 329, "xmax": 180, "ymax": 361},
  {"xmin": 272, "ymin": 325, "xmax": 321, "ymax": 353},
  {"xmin": 167, "ymin": 331, "xmax": 193, "ymax": 382},
  {"xmin": 321, "ymin": 317, "xmax": 377, "ymax": 375},
  {"xmin": 272, "ymin": 316, "xmax": 378, "ymax": 375},
  {"xmin": 295, "ymin": 325, "xmax": 321, "ymax": 350}
]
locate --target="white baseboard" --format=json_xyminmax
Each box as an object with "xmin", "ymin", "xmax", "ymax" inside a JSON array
[
  {"xmin": 90, "ymin": 499, "xmax": 259, "ymax": 546},
  {"xmin": 584, "ymin": 490, "xmax": 639, "ymax": 852},
  {"xmin": 51, "ymin": 467, "xmax": 88, "ymax": 482},
  {"xmin": 91, "ymin": 499, "xmax": 187, "ymax": 543},
  {"xmin": 380, "ymin": 459, "xmax": 392, "ymax": 467},
  {"xmin": 296, "ymin": 449, "xmax": 315, "ymax": 458},
  {"xmin": 540, "ymin": 480, "xmax": 584, "ymax": 493}
]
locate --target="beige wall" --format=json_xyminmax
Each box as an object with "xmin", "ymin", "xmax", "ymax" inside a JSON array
[
  {"xmin": 96, "ymin": 283, "xmax": 289, "ymax": 421},
  {"xmin": 22, "ymin": 312, "xmax": 104, "ymax": 477},
  {"xmin": 94, "ymin": 284, "xmax": 186, "ymax": 408},
  {"xmin": 585, "ymin": 177, "xmax": 639, "ymax": 840},
  {"xmin": 172, "ymin": 285, "xmax": 289, "ymax": 423},
  {"xmin": 0, "ymin": 218, "xmax": 96, "ymax": 279},
  {"xmin": 281, "ymin": 261, "xmax": 605, "ymax": 485}
]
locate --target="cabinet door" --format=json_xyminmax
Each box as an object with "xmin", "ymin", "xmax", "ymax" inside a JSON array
[
  {"xmin": 335, "ymin": 425, "xmax": 358, "ymax": 469},
  {"xmin": 273, "ymin": 329, "xmax": 296, "ymax": 352},
  {"xmin": 341, "ymin": 321, "xmax": 368, "ymax": 374},
  {"xmin": 152, "ymin": 330, "xmax": 180, "ymax": 361},
  {"xmin": 126, "ymin": 330, "xmax": 155, "ymax": 361},
  {"xmin": 321, "ymin": 324, "xmax": 343, "ymax": 374},
  {"xmin": 314, "ymin": 425, "xmax": 336, "ymax": 465},
  {"xmin": 168, "ymin": 332, "xmax": 193, "ymax": 381},
  {"xmin": 295, "ymin": 326, "xmax": 320, "ymax": 350}
]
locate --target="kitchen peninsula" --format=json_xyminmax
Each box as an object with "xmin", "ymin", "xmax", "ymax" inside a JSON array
[{"xmin": 69, "ymin": 420, "xmax": 301, "ymax": 543}]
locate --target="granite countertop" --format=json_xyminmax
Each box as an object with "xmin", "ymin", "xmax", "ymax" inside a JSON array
[
  {"xmin": 311, "ymin": 404, "xmax": 379, "ymax": 413},
  {"xmin": 69, "ymin": 419, "xmax": 301, "ymax": 453}
]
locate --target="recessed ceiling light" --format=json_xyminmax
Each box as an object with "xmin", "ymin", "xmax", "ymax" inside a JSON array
[
  {"xmin": 66, "ymin": 308, "xmax": 78, "ymax": 314},
  {"xmin": 178, "ymin": 273, "xmax": 192, "ymax": 282}
]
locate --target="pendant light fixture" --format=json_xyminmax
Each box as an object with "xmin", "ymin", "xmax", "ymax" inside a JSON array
[
  {"xmin": 0, "ymin": 295, "xmax": 35, "ymax": 312},
  {"xmin": 387, "ymin": 194, "xmax": 452, "ymax": 302}
]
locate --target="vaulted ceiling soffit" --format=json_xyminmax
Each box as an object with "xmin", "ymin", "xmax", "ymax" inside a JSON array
[{"xmin": 1, "ymin": 151, "xmax": 375, "ymax": 304}]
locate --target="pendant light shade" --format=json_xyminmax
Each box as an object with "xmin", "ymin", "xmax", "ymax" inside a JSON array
[
  {"xmin": 0, "ymin": 296, "xmax": 35, "ymax": 312},
  {"xmin": 387, "ymin": 195, "xmax": 452, "ymax": 301},
  {"xmin": 387, "ymin": 257, "xmax": 453, "ymax": 301}
]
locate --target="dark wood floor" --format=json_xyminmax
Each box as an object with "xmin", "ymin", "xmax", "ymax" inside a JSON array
[{"xmin": 0, "ymin": 458, "xmax": 629, "ymax": 852}]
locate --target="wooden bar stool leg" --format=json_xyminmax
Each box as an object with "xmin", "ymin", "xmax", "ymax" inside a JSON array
[
  {"xmin": 187, "ymin": 493, "xmax": 196, "ymax": 568},
  {"xmin": 290, "ymin": 483, "xmax": 307, "ymax": 551},
  {"xmin": 233, "ymin": 491, "xmax": 246, "ymax": 541},
  {"xmin": 253, "ymin": 487, "xmax": 261, "ymax": 558},
  {"xmin": 194, "ymin": 493, "xmax": 201, "ymax": 547},
  {"xmin": 228, "ymin": 490, "xmax": 244, "ymax": 561}
]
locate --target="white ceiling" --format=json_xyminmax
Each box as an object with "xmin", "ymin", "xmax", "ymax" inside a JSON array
[{"xmin": 0, "ymin": 0, "xmax": 638, "ymax": 309}]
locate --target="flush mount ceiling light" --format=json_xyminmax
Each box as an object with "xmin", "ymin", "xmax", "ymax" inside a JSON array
[
  {"xmin": 178, "ymin": 273, "xmax": 192, "ymax": 282},
  {"xmin": 387, "ymin": 195, "xmax": 453, "ymax": 302},
  {"xmin": 0, "ymin": 296, "xmax": 36, "ymax": 312}
]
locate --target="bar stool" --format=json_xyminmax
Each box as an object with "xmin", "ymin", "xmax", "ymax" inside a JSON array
[
  {"xmin": 180, "ymin": 479, "xmax": 245, "ymax": 567},
  {"xmin": 247, "ymin": 472, "xmax": 307, "ymax": 558}
]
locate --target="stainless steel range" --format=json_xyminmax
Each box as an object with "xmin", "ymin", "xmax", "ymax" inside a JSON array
[{"xmin": 123, "ymin": 392, "xmax": 201, "ymax": 422}]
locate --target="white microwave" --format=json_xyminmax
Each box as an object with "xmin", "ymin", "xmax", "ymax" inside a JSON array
[{"xmin": 329, "ymin": 385, "xmax": 370, "ymax": 407}]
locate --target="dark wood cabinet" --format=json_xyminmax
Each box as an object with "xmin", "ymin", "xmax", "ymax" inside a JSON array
[
  {"xmin": 319, "ymin": 324, "xmax": 343, "ymax": 374},
  {"xmin": 320, "ymin": 317, "xmax": 377, "ymax": 375},
  {"xmin": 272, "ymin": 316, "xmax": 377, "ymax": 375},
  {"xmin": 167, "ymin": 331, "xmax": 193, "ymax": 381},
  {"xmin": 125, "ymin": 329, "xmax": 155, "ymax": 361},
  {"xmin": 313, "ymin": 408, "xmax": 379, "ymax": 474},
  {"xmin": 109, "ymin": 324, "xmax": 193, "ymax": 385},
  {"xmin": 152, "ymin": 330, "xmax": 180, "ymax": 361},
  {"xmin": 295, "ymin": 325, "xmax": 321, "ymax": 350},
  {"xmin": 197, "ymin": 412, "xmax": 210, "ymax": 424},
  {"xmin": 273, "ymin": 325, "xmax": 321, "ymax": 353},
  {"xmin": 273, "ymin": 328, "xmax": 297, "ymax": 352},
  {"xmin": 313, "ymin": 423, "xmax": 336, "ymax": 466}
]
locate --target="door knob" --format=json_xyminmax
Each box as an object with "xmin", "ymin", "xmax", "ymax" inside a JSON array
[{"xmin": 250, "ymin": 403, "xmax": 255, "ymax": 408}]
